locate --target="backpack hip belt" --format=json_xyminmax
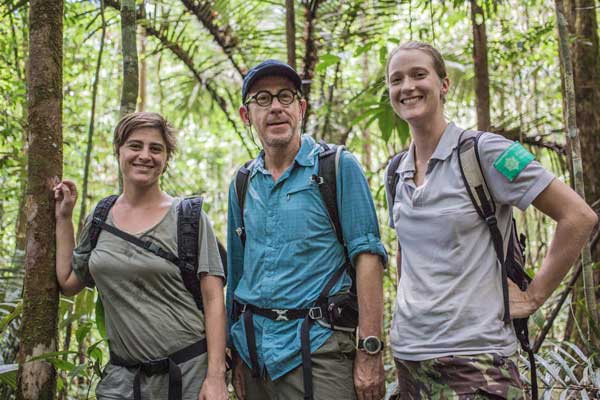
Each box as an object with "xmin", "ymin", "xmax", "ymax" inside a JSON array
[
  {"xmin": 233, "ymin": 261, "xmax": 352, "ymax": 400},
  {"xmin": 109, "ymin": 338, "xmax": 207, "ymax": 400}
]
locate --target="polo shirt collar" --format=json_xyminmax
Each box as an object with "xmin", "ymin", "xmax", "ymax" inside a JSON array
[
  {"xmin": 250, "ymin": 134, "xmax": 317, "ymax": 177},
  {"xmin": 397, "ymin": 142, "xmax": 416, "ymax": 180},
  {"xmin": 430, "ymin": 122, "xmax": 462, "ymax": 161},
  {"xmin": 395, "ymin": 122, "xmax": 464, "ymax": 180}
]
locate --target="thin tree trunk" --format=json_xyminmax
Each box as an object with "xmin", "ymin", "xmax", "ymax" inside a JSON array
[
  {"xmin": 79, "ymin": 0, "xmax": 106, "ymax": 233},
  {"xmin": 138, "ymin": 28, "xmax": 146, "ymax": 111},
  {"xmin": 1, "ymin": 9, "xmax": 29, "ymax": 400},
  {"xmin": 16, "ymin": 0, "xmax": 63, "ymax": 398},
  {"xmin": 119, "ymin": 0, "xmax": 138, "ymax": 117},
  {"xmin": 301, "ymin": 0, "xmax": 323, "ymax": 132},
  {"xmin": 470, "ymin": 0, "xmax": 491, "ymax": 131},
  {"xmin": 554, "ymin": 0, "xmax": 599, "ymax": 341},
  {"xmin": 569, "ymin": 0, "xmax": 600, "ymax": 205},
  {"xmin": 286, "ymin": 0, "xmax": 296, "ymax": 69}
]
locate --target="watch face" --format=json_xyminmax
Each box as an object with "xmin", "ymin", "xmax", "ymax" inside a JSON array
[{"xmin": 364, "ymin": 337, "xmax": 381, "ymax": 354}]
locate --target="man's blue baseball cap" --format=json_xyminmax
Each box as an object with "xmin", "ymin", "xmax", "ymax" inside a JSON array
[{"xmin": 242, "ymin": 60, "xmax": 302, "ymax": 103}]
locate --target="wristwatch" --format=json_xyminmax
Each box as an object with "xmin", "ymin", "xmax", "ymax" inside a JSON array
[{"xmin": 357, "ymin": 336, "xmax": 383, "ymax": 355}]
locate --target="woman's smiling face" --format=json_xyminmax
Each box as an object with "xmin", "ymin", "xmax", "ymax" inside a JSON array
[{"xmin": 387, "ymin": 49, "xmax": 449, "ymax": 124}]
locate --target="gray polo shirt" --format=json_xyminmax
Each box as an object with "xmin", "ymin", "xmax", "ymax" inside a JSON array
[{"xmin": 385, "ymin": 122, "xmax": 554, "ymax": 361}]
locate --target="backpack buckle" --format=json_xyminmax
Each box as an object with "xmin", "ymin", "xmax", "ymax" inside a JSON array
[
  {"xmin": 144, "ymin": 241, "xmax": 161, "ymax": 255},
  {"xmin": 484, "ymin": 215, "xmax": 498, "ymax": 228},
  {"xmin": 308, "ymin": 307, "xmax": 323, "ymax": 320},
  {"xmin": 182, "ymin": 263, "xmax": 195, "ymax": 272},
  {"xmin": 272, "ymin": 309, "xmax": 289, "ymax": 321},
  {"xmin": 310, "ymin": 175, "xmax": 324, "ymax": 185}
]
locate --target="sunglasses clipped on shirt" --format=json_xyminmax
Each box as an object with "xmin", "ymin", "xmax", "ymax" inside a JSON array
[{"xmin": 245, "ymin": 88, "xmax": 300, "ymax": 107}]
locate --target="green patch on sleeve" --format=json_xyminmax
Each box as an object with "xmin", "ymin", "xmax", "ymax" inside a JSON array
[{"xmin": 493, "ymin": 142, "xmax": 534, "ymax": 181}]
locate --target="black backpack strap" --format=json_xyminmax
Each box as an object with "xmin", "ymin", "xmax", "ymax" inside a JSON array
[
  {"xmin": 316, "ymin": 140, "xmax": 344, "ymax": 247},
  {"xmin": 177, "ymin": 197, "xmax": 204, "ymax": 311},
  {"xmin": 89, "ymin": 195, "xmax": 119, "ymax": 250},
  {"xmin": 457, "ymin": 130, "xmax": 510, "ymax": 323},
  {"xmin": 385, "ymin": 152, "xmax": 408, "ymax": 226},
  {"xmin": 234, "ymin": 159, "xmax": 255, "ymax": 247},
  {"xmin": 299, "ymin": 262, "xmax": 349, "ymax": 400},
  {"xmin": 90, "ymin": 196, "xmax": 204, "ymax": 311},
  {"xmin": 458, "ymin": 131, "xmax": 538, "ymax": 399}
]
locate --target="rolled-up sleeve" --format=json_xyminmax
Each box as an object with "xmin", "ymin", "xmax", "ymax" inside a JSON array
[
  {"xmin": 72, "ymin": 212, "xmax": 96, "ymax": 288},
  {"xmin": 337, "ymin": 151, "xmax": 388, "ymax": 267}
]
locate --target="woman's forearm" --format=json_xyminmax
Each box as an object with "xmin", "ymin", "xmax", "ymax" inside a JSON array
[
  {"xmin": 56, "ymin": 217, "xmax": 84, "ymax": 296},
  {"xmin": 201, "ymin": 275, "xmax": 227, "ymax": 377}
]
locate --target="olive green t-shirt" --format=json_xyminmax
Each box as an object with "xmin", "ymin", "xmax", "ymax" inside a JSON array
[{"xmin": 73, "ymin": 197, "xmax": 224, "ymax": 399}]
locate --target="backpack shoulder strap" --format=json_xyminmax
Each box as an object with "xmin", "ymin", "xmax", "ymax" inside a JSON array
[
  {"xmin": 234, "ymin": 159, "xmax": 255, "ymax": 246},
  {"xmin": 457, "ymin": 130, "xmax": 496, "ymax": 219},
  {"xmin": 89, "ymin": 195, "xmax": 119, "ymax": 250},
  {"xmin": 385, "ymin": 151, "xmax": 408, "ymax": 226},
  {"xmin": 317, "ymin": 140, "xmax": 345, "ymax": 247},
  {"xmin": 177, "ymin": 196, "xmax": 205, "ymax": 311},
  {"xmin": 457, "ymin": 130, "xmax": 510, "ymax": 322}
]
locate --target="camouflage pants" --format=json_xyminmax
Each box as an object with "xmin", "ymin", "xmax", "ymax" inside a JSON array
[{"xmin": 392, "ymin": 354, "xmax": 525, "ymax": 400}]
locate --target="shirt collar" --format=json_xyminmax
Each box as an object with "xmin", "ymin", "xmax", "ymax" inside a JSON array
[
  {"xmin": 397, "ymin": 142, "xmax": 416, "ymax": 180},
  {"xmin": 430, "ymin": 122, "xmax": 463, "ymax": 161},
  {"xmin": 396, "ymin": 122, "xmax": 464, "ymax": 180},
  {"xmin": 250, "ymin": 134, "xmax": 318, "ymax": 177}
]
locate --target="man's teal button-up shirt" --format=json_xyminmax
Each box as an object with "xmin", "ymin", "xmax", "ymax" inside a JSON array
[{"xmin": 226, "ymin": 134, "xmax": 387, "ymax": 380}]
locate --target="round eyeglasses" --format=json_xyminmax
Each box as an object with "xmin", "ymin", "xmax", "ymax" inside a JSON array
[{"xmin": 245, "ymin": 89, "xmax": 299, "ymax": 107}]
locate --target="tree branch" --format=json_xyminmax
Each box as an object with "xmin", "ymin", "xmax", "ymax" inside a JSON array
[
  {"xmin": 104, "ymin": 0, "xmax": 253, "ymax": 157},
  {"xmin": 143, "ymin": 23, "xmax": 252, "ymax": 158},
  {"xmin": 180, "ymin": 0, "xmax": 245, "ymax": 77}
]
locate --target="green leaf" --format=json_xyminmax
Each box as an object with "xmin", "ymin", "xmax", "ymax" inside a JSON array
[
  {"xmin": 316, "ymin": 54, "xmax": 341, "ymax": 73},
  {"xmin": 48, "ymin": 358, "xmax": 76, "ymax": 372},
  {"xmin": 0, "ymin": 301, "xmax": 22, "ymax": 333},
  {"xmin": 0, "ymin": 364, "xmax": 18, "ymax": 389},
  {"xmin": 532, "ymin": 308, "xmax": 545, "ymax": 329},
  {"xmin": 396, "ymin": 118, "xmax": 410, "ymax": 144},
  {"xmin": 535, "ymin": 354, "xmax": 566, "ymax": 385},
  {"xmin": 549, "ymin": 350, "xmax": 578, "ymax": 383},
  {"xmin": 354, "ymin": 42, "xmax": 375, "ymax": 57},
  {"xmin": 379, "ymin": 46, "xmax": 388, "ymax": 66},
  {"xmin": 378, "ymin": 104, "xmax": 394, "ymax": 142},
  {"xmin": 88, "ymin": 338, "xmax": 107, "ymax": 365},
  {"xmin": 76, "ymin": 321, "xmax": 93, "ymax": 345},
  {"xmin": 68, "ymin": 363, "xmax": 89, "ymax": 378},
  {"xmin": 27, "ymin": 351, "xmax": 79, "ymax": 363},
  {"xmin": 95, "ymin": 293, "xmax": 107, "ymax": 339}
]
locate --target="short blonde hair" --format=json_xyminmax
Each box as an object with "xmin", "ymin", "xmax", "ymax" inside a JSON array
[{"xmin": 385, "ymin": 41, "xmax": 448, "ymax": 83}]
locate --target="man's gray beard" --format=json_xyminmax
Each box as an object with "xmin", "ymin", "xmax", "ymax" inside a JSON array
[{"xmin": 262, "ymin": 130, "xmax": 299, "ymax": 149}]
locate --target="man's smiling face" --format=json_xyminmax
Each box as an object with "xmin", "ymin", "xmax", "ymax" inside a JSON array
[{"xmin": 241, "ymin": 75, "xmax": 306, "ymax": 150}]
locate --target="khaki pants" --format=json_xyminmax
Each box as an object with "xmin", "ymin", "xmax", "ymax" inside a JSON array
[{"xmin": 243, "ymin": 331, "xmax": 357, "ymax": 400}]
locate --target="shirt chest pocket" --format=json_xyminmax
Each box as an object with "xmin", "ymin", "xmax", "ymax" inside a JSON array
[{"xmin": 279, "ymin": 183, "xmax": 330, "ymax": 242}]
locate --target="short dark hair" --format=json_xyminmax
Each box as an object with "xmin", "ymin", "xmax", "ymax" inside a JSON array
[{"xmin": 113, "ymin": 112, "xmax": 177, "ymax": 169}]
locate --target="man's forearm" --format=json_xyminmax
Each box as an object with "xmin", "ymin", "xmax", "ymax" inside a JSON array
[{"xmin": 355, "ymin": 253, "xmax": 384, "ymax": 337}]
